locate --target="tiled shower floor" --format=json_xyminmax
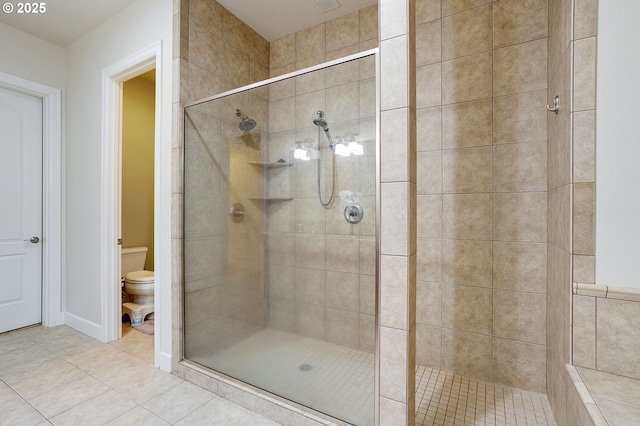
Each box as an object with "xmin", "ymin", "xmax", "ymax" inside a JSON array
[{"xmin": 194, "ymin": 328, "xmax": 557, "ymax": 426}]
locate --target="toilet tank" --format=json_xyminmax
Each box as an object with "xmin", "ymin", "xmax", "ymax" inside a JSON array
[{"xmin": 121, "ymin": 246, "xmax": 147, "ymax": 277}]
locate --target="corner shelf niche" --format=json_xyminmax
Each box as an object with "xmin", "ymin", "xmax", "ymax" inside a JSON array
[{"xmin": 248, "ymin": 160, "xmax": 293, "ymax": 201}]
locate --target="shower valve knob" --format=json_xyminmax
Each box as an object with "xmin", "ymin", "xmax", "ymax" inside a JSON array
[{"xmin": 344, "ymin": 203, "xmax": 364, "ymax": 224}]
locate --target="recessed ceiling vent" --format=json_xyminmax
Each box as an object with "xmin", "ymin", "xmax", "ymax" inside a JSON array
[{"xmin": 312, "ymin": 0, "xmax": 341, "ymax": 13}]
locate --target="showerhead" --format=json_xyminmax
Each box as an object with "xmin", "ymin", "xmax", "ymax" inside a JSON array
[
  {"xmin": 313, "ymin": 111, "xmax": 329, "ymax": 132},
  {"xmin": 313, "ymin": 111, "xmax": 335, "ymax": 150},
  {"xmin": 236, "ymin": 109, "xmax": 257, "ymax": 131}
]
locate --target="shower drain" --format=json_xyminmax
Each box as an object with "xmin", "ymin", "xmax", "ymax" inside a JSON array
[{"xmin": 299, "ymin": 364, "xmax": 313, "ymax": 371}]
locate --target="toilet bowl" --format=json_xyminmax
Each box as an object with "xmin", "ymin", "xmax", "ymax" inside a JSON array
[{"xmin": 121, "ymin": 247, "xmax": 154, "ymax": 325}]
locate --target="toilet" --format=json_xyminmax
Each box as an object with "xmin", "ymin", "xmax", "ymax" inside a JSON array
[{"xmin": 121, "ymin": 246, "xmax": 154, "ymax": 325}]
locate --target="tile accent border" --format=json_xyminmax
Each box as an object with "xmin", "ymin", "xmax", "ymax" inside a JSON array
[{"xmin": 573, "ymin": 282, "xmax": 640, "ymax": 301}]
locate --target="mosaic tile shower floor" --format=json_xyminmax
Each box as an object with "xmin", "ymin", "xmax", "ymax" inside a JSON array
[{"xmin": 194, "ymin": 328, "xmax": 557, "ymax": 426}]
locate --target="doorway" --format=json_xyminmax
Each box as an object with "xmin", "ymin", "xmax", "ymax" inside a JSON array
[{"xmin": 120, "ymin": 69, "xmax": 156, "ymax": 336}]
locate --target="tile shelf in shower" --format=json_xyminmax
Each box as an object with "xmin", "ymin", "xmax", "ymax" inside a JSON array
[
  {"xmin": 248, "ymin": 161, "xmax": 292, "ymax": 168},
  {"xmin": 248, "ymin": 196, "xmax": 293, "ymax": 201}
]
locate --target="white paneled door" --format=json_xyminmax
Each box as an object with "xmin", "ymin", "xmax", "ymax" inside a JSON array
[{"xmin": 0, "ymin": 86, "xmax": 43, "ymax": 333}]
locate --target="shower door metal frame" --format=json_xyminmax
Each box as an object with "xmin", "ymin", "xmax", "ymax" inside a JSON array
[{"xmin": 182, "ymin": 48, "xmax": 381, "ymax": 426}]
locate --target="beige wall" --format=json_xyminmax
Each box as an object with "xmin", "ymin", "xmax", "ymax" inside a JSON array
[
  {"xmin": 415, "ymin": 0, "xmax": 548, "ymax": 393},
  {"xmin": 266, "ymin": 6, "xmax": 378, "ymax": 352},
  {"xmin": 174, "ymin": 0, "xmax": 271, "ymax": 361},
  {"xmin": 122, "ymin": 71, "xmax": 156, "ymax": 270},
  {"xmin": 547, "ymin": 0, "xmax": 598, "ymax": 424}
]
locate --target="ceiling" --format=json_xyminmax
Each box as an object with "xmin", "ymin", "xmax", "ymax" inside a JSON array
[
  {"xmin": 0, "ymin": 0, "xmax": 377, "ymax": 47},
  {"xmin": 217, "ymin": 0, "xmax": 378, "ymax": 41},
  {"xmin": 0, "ymin": 0, "xmax": 133, "ymax": 47}
]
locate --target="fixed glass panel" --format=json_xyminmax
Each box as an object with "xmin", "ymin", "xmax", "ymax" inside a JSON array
[{"xmin": 184, "ymin": 53, "xmax": 377, "ymax": 426}]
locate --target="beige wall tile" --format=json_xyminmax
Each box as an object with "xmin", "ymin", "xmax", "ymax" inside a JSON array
[
  {"xmin": 327, "ymin": 82, "xmax": 360, "ymax": 122},
  {"xmin": 416, "ymin": 324, "xmax": 442, "ymax": 367},
  {"xmin": 360, "ymin": 274, "xmax": 376, "ymax": 315},
  {"xmin": 295, "ymin": 267, "xmax": 325, "ymax": 305},
  {"xmin": 547, "ymin": 246, "xmax": 571, "ymax": 323},
  {"xmin": 573, "ymin": 110, "xmax": 596, "ymax": 183},
  {"xmin": 382, "ymin": 108, "xmax": 411, "ymax": 182},
  {"xmin": 416, "ymin": 0, "xmax": 441, "ymax": 24},
  {"xmin": 494, "ymin": 290, "xmax": 546, "ymax": 345},
  {"xmin": 295, "ymin": 24, "xmax": 325, "ymax": 62},
  {"xmin": 442, "ymin": 239, "xmax": 492, "ymax": 287},
  {"xmin": 442, "ymin": 329, "xmax": 491, "ymax": 380},
  {"xmin": 493, "ymin": 338, "xmax": 546, "ymax": 393},
  {"xmin": 326, "ymin": 236, "xmax": 360, "ymax": 274},
  {"xmin": 359, "ymin": 313, "xmax": 376, "ymax": 353},
  {"xmin": 548, "ymin": 113, "xmax": 572, "ymax": 190},
  {"xmin": 573, "ymin": 295, "xmax": 596, "ymax": 368},
  {"xmin": 379, "ymin": 327, "xmax": 409, "ymax": 402},
  {"xmin": 381, "ymin": 182, "xmax": 410, "ymax": 255},
  {"xmin": 416, "ymin": 20, "xmax": 442, "ymax": 66},
  {"xmin": 442, "ymin": 194, "xmax": 492, "ymax": 240},
  {"xmin": 360, "ymin": 5, "xmax": 379, "ymax": 42},
  {"xmin": 442, "ymin": 52, "xmax": 492, "ymax": 104},
  {"xmin": 547, "ymin": 362, "xmax": 567, "ymax": 426},
  {"xmin": 359, "ymin": 237, "xmax": 376, "ymax": 276},
  {"xmin": 379, "ymin": 397, "xmax": 408, "ymax": 426},
  {"xmin": 548, "ymin": 185, "xmax": 571, "ymax": 253},
  {"xmin": 494, "ymin": 141, "xmax": 547, "ymax": 192},
  {"xmin": 573, "ymin": 255, "xmax": 595, "ymax": 284},
  {"xmin": 381, "ymin": 35, "xmax": 410, "ymax": 110},
  {"xmin": 442, "ymin": 5, "xmax": 491, "ymax": 60},
  {"xmin": 188, "ymin": 22, "xmax": 224, "ymax": 77},
  {"xmin": 547, "ymin": 300, "xmax": 568, "ymax": 373},
  {"xmin": 597, "ymin": 298, "xmax": 640, "ymax": 379},
  {"xmin": 442, "ymin": 0, "xmax": 491, "ymax": 17},
  {"xmin": 417, "ymin": 151, "xmax": 442, "ymax": 194},
  {"xmin": 574, "ymin": 0, "xmax": 598, "ymax": 39},
  {"xmin": 494, "ymin": 90, "xmax": 547, "ymax": 143},
  {"xmin": 442, "ymin": 146, "xmax": 492, "ymax": 193},
  {"xmin": 416, "ymin": 63, "xmax": 442, "ymax": 109},
  {"xmin": 493, "ymin": 0, "xmax": 547, "ymax": 48},
  {"xmin": 494, "ymin": 38, "xmax": 547, "ymax": 96},
  {"xmin": 417, "ymin": 238, "xmax": 442, "ymax": 283},
  {"xmin": 326, "ymin": 12, "xmax": 360, "ymax": 52},
  {"xmin": 326, "ymin": 308, "xmax": 358, "ymax": 348},
  {"xmin": 493, "ymin": 242, "xmax": 546, "ymax": 293},
  {"xmin": 189, "ymin": 0, "xmax": 223, "ymax": 38},
  {"xmin": 442, "ymin": 284, "xmax": 492, "ymax": 334},
  {"xmin": 573, "ymin": 183, "xmax": 595, "ymax": 255},
  {"xmin": 297, "ymin": 303, "xmax": 325, "ymax": 339},
  {"xmin": 270, "ymin": 33, "xmax": 296, "ymax": 70},
  {"xmin": 326, "ymin": 271, "xmax": 360, "ymax": 311},
  {"xmin": 566, "ymin": 376, "xmax": 595, "ymax": 426},
  {"xmin": 417, "ymin": 106, "xmax": 442, "ymax": 152},
  {"xmin": 269, "ymin": 265, "xmax": 295, "ymax": 300},
  {"xmin": 417, "ymin": 281, "xmax": 441, "ymax": 326},
  {"xmin": 494, "ymin": 192, "xmax": 547, "ymax": 243},
  {"xmin": 573, "ymin": 37, "xmax": 597, "ymax": 111},
  {"xmin": 417, "ymin": 195, "xmax": 442, "ymax": 239},
  {"xmin": 380, "ymin": 255, "xmax": 409, "ymax": 329},
  {"xmin": 294, "ymin": 234, "xmax": 325, "ymax": 270},
  {"xmin": 548, "ymin": 0, "xmax": 571, "ymax": 77},
  {"xmin": 380, "ymin": 0, "xmax": 410, "ymax": 40},
  {"xmin": 442, "ymin": 99, "xmax": 492, "ymax": 149},
  {"xmin": 187, "ymin": 63, "xmax": 225, "ymax": 104}
]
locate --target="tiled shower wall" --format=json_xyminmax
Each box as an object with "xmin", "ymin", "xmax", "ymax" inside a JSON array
[
  {"xmin": 547, "ymin": 0, "xmax": 598, "ymax": 424},
  {"xmin": 263, "ymin": 6, "xmax": 379, "ymax": 353},
  {"xmin": 414, "ymin": 0, "xmax": 548, "ymax": 393},
  {"xmin": 172, "ymin": 0, "xmax": 270, "ymax": 369}
]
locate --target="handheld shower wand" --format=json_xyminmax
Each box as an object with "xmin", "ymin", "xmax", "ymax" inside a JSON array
[{"xmin": 312, "ymin": 111, "xmax": 336, "ymax": 151}]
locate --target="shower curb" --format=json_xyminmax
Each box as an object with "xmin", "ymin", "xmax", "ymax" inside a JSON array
[{"xmin": 565, "ymin": 364, "xmax": 609, "ymax": 426}]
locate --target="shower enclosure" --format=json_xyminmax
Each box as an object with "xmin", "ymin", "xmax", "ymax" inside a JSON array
[{"xmin": 183, "ymin": 51, "xmax": 378, "ymax": 426}]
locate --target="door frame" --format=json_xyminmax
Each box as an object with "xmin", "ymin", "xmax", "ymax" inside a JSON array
[
  {"xmin": 101, "ymin": 42, "xmax": 166, "ymax": 368},
  {"xmin": 0, "ymin": 72, "xmax": 63, "ymax": 329}
]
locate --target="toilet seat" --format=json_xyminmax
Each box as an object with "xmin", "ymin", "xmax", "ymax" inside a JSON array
[{"xmin": 125, "ymin": 270, "xmax": 154, "ymax": 283}]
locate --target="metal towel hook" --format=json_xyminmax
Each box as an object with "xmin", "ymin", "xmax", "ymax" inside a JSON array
[{"xmin": 547, "ymin": 96, "xmax": 560, "ymax": 114}]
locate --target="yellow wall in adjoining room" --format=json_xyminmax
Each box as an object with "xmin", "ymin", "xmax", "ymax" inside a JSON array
[{"xmin": 122, "ymin": 69, "xmax": 155, "ymax": 270}]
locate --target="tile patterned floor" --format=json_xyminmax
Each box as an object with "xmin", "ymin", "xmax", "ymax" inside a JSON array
[
  {"xmin": 1, "ymin": 324, "xmax": 558, "ymax": 426},
  {"xmin": 0, "ymin": 324, "xmax": 279, "ymax": 425},
  {"xmin": 415, "ymin": 366, "xmax": 557, "ymax": 426}
]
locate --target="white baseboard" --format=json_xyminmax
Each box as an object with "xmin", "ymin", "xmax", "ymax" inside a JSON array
[
  {"xmin": 63, "ymin": 312, "xmax": 102, "ymax": 341},
  {"xmin": 157, "ymin": 350, "xmax": 172, "ymax": 372}
]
